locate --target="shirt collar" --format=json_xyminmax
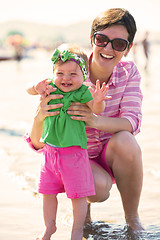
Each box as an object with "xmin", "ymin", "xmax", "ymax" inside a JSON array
[{"xmin": 108, "ymin": 65, "xmax": 119, "ymax": 87}]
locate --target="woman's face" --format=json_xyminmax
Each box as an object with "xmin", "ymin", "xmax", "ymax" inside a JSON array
[{"xmin": 91, "ymin": 25, "xmax": 132, "ymax": 72}]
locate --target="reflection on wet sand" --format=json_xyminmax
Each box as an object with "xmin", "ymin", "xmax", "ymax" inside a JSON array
[
  {"xmin": 83, "ymin": 221, "xmax": 160, "ymax": 240},
  {"xmin": 0, "ymin": 42, "xmax": 160, "ymax": 239}
]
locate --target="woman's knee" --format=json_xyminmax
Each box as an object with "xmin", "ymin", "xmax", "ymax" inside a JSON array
[
  {"xmin": 87, "ymin": 191, "xmax": 110, "ymax": 203},
  {"xmin": 107, "ymin": 132, "xmax": 143, "ymax": 176},
  {"xmin": 108, "ymin": 131, "xmax": 142, "ymax": 162}
]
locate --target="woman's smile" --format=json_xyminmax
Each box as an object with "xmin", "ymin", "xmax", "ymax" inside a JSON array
[{"xmin": 100, "ymin": 53, "xmax": 114, "ymax": 60}]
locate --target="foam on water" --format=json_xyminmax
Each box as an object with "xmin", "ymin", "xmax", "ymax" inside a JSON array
[
  {"xmin": 0, "ymin": 118, "xmax": 29, "ymax": 137},
  {"xmin": 151, "ymin": 170, "xmax": 160, "ymax": 179},
  {"xmin": 83, "ymin": 221, "xmax": 160, "ymax": 240},
  {"xmin": 9, "ymin": 171, "xmax": 39, "ymax": 197}
]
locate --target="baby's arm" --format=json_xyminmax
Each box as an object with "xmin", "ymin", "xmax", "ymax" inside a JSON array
[
  {"xmin": 86, "ymin": 80, "xmax": 111, "ymax": 114},
  {"xmin": 26, "ymin": 79, "xmax": 55, "ymax": 98}
]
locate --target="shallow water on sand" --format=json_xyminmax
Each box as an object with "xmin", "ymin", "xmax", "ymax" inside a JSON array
[
  {"xmin": 0, "ymin": 46, "xmax": 160, "ymax": 239},
  {"xmin": 83, "ymin": 221, "xmax": 160, "ymax": 240}
]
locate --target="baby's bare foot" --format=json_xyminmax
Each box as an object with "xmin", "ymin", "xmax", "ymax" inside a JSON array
[{"xmin": 36, "ymin": 220, "xmax": 57, "ymax": 240}]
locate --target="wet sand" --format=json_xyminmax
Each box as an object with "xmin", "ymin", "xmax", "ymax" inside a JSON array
[{"xmin": 0, "ymin": 46, "xmax": 160, "ymax": 239}]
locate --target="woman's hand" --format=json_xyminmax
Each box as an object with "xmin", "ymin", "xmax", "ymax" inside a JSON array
[
  {"xmin": 67, "ymin": 102, "xmax": 98, "ymax": 128},
  {"xmin": 35, "ymin": 94, "xmax": 63, "ymax": 122},
  {"xmin": 30, "ymin": 93, "xmax": 63, "ymax": 149}
]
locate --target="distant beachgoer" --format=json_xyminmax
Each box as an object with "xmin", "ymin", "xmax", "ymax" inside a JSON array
[
  {"xmin": 14, "ymin": 44, "xmax": 23, "ymax": 61},
  {"xmin": 142, "ymin": 31, "xmax": 150, "ymax": 70},
  {"xmin": 26, "ymin": 43, "xmax": 110, "ymax": 240}
]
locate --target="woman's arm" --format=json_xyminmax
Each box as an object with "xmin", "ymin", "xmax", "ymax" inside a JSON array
[
  {"xmin": 30, "ymin": 94, "xmax": 63, "ymax": 149},
  {"xmin": 67, "ymin": 102, "xmax": 132, "ymax": 134},
  {"xmin": 92, "ymin": 114, "xmax": 133, "ymax": 133}
]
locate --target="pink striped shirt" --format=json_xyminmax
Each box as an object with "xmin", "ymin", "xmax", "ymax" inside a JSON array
[{"xmin": 85, "ymin": 57, "xmax": 143, "ymax": 159}]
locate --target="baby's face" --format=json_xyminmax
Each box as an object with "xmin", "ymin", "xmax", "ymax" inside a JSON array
[{"xmin": 53, "ymin": 61, "xmax": 84, "ymax": 92}]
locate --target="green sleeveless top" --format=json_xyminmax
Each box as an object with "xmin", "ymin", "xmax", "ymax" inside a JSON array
[{"xmin": 41, "ymin": 83, "xmax": 93, "ymax": 149}]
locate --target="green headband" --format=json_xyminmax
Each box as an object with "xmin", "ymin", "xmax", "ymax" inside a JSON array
[{"xmin": 51, "ymin": 49, "xmax": 88, "ymax": 81}]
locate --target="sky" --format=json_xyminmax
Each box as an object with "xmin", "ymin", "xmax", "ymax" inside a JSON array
[{"xmin": 0, "ymin": 0, "xmax": 160, "ymax": 31}]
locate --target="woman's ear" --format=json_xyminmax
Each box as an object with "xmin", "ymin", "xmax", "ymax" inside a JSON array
[
  {"xmin": 90, "ymin": 36, "xmax": 93, "ymax": 47},
  {"xmin": 124, "ymin": 43, "xmax": 133, "ymax": 57}
]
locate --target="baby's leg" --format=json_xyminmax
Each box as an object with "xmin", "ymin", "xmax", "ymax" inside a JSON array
[
  {"xmin": 71, "ymin": 197, "xmax": 87, "ymax": 240},
  {"xmin": 36, "ymin": 194, "xmax": 58, "ymax": 240}
]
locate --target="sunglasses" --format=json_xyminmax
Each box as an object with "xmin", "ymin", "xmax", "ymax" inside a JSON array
[{"xmin": 93, "ymin": 33, "xmax": 129, "ymax": 52}]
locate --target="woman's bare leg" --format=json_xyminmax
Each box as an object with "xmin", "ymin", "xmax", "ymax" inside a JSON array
[
  {"xmin": 85, "ymin": 162, "xmax": 112, "ymax": 224},
  {"xmin": 71, "ymin": 197, "xmax": 87, "ymax": 240},
  {"xmin": 85, "ymin": 131, "xmax": 143, "ymax": 231},
  {"xmin": 36, "ymin": 194, "xmax": 57, "ymax": 240},
  {"xmin": 106, "ymin": 131, "xmax": 144, "ymax": 231}
]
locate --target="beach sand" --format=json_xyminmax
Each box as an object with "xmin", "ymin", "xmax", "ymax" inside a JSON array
[{"xmin": 0, "ymin": 44, "xmax": 160, "ymax": 239}]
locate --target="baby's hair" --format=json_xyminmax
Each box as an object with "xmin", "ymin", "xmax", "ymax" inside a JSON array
[{"xmin": 53, "ymin": 43, "xmax": 89, "ymax": 72}]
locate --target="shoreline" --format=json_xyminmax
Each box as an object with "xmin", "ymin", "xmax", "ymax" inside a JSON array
[{"xmin": 0, "ymin": 47, "xmax": 160, "ymax": 239}]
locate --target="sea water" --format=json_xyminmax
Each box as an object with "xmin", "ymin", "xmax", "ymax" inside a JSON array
[{"xmin": 0, "ymin": 46, "xmax": 160, "ymax": 239}]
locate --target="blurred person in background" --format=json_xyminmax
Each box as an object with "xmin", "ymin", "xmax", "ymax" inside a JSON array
[{"xmin": 142, "ymin": 31, "xmax": 150, "ymax": 70}]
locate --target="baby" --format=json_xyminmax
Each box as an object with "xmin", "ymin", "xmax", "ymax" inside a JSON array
[{"xmin": 27, "ymin": 43, "xmax": 110, "ymax": 240}]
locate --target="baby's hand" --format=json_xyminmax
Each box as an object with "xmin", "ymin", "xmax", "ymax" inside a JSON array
[
  {"xmin": 89, "ymin": 80, "xmax": 111, "ymax": 103},
  {"xmin": 35, "ymin": 79, "xmax": 55, "ymax": 99}
]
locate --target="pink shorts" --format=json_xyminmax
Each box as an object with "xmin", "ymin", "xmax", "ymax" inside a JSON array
[
  {"xmin": 38, "ymin": 144, "xmax": 96, "ymax": 199},
  {"xmin": 89, "ymin": 142, "xmax": 115, "ymax": 184}
]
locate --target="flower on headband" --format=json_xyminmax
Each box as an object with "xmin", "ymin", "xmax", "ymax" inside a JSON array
[
  {"xmin": 60, "ymin": 50, "xmax": 69, "ymax": 62},
  {"xmin": 51, "ymin": 49, "xmax": 59, "ymax": 64},
  {"xmin": 51, "ymin": 48, "xmax": 88, "ymax": 81},
  {"xmin": 51, "ymin": 49, "xmax": 70, "ymax": 64}
]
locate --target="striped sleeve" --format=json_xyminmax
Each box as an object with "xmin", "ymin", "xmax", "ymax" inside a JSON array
[
  {"xmin": 24, "ymin": 133, "xmax": 44, "ymax": 153},
  {"xmin": 119, "ymin": 62, "xmax": 143, "ymax": 135}
]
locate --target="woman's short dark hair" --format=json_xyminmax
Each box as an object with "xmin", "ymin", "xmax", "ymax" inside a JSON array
[{"xmin": 91, "ymin": 8, "xmax": 137, "ymax": 44}]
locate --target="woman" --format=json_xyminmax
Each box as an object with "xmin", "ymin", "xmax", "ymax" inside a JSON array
[{"xmin": 29, "ymin": 8, "xmax": 143, "ymax": 231}]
